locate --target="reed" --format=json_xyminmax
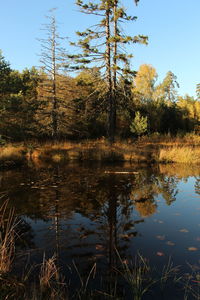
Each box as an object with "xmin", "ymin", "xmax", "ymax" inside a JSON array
[
  {"xmin": 0, "ymin": 200, "xmax": 19, "ymax": 274},
  {"xmin": 38, "ymin": 254, "xmax": 67, "ymax": 299},
  {"xmin": 159, "ymin": 146, "xmax": 200, "ymax": 163},
  {"xmin": 0, "ymin": 144, "xmax": 25, "ymax": 168},
  {"xmin": 115, "ymin": 251, "xmax": 154, "ymax": 300},
  {"xmin": 1, "ymin": 134, "xmax": 200, "ymax": 166}
]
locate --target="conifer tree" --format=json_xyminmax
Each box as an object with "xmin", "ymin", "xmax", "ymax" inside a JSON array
[
  {"xmin": 70, "ymin": 0, "xmax": 147, "ymax": 143},
  {"xmin": 196, "ymin": 83, "xmax": 200, "ymax": 100},
  {"xmin": 38, "ymin": 9, "xmax": 68, "ymax": 140},
  {"xmin": 161, "ymin": 71, "xmax": 179, "ymax": 103}
]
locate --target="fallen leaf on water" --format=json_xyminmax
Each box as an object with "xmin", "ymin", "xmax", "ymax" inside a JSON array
[
  {"xmin": 158, "ymin": 220, "xmax": 164, "ymax": 224},
  {"xmin": 122, "ymin": 259, "xmax": 129, "ymax": 264},
  {"xmin": 94, "ymin": 254, "xmax": 104, "ymax": 258},
  {"xmin": 156, "ymin": 235, "xmax": 165, "ymax": 240},
  {"xmin": 188, "ymin": 247, "xmax": 198, "ymax": 251},
  {"xmin": 96, "ymin": 244, "xmax": 104, "ymax": 251},
  {"xmin": 166, "ymin": 241, "xmax": 175, "ymax": 246},
  {"xmin": 173, "ymin": 213, "xmax": 181, "ymax": 216},
  {"xmin": 156, "ymin": 252, "xmax": 164, "ymax": 256},
  {"xmin": 80, "ymin": 235, "xmax": 87, "ymax": 239},
  {"xmin": 196, "ymin": 237, "xmax": 200, "ymax": 241},
  {"xmin": 179, "ymin": 229, "xmax": 189, "ymax": 233}
]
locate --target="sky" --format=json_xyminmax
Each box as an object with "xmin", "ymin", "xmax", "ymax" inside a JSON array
[{"xmin": 0, "ymin": 0, "xmax": 200, "ymax": 97}]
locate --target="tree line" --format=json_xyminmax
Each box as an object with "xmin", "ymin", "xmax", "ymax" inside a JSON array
[{"xmin": 0, "ymin": 1, "xmax": 200, "ymax": 143}]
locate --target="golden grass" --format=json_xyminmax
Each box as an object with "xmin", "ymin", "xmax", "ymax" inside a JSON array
[
  {"xmin": 0, "ymin": 145, "xmax": 24, "ymax": 160},
  {"xmin": 159, "ymin": 146, "xmax": 200, "ymax": 163},
  {"xmin": 23, "ymin": 137, "xmax": 200, "ymax": 164},
  {"xmin": 1, "ymin": 134, "xmax": 200, "ymax": 165},
  {"xmin": 39, "ymin": 255, "xmax": 59, "ymax": 289},
  {"xmin": 0, "ymin": 200, "xmax": 19, "ymax": 274}
]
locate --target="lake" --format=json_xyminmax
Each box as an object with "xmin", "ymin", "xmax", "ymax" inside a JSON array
[{"xmin": 1, "ymin": 161, "xmax": 200, "ymax": 299}]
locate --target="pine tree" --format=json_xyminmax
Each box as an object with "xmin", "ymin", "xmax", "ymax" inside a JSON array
[
  {"xmin": 38, "ymin": 9, "xmax": 68, "ymax": 140},
  {"xmin": 196, "ymin": 83, "xmax": 200, "ymax": 100},
  {"xmin": 69, "ymin": 0, "xmax": 147, "ymax": 143}
]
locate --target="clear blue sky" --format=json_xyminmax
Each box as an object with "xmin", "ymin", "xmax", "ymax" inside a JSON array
[{"xmin": 0, "ymin": 0, "xmax": 199, "ymax": 97}]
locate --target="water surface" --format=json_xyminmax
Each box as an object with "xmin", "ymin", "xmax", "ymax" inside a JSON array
[{"xmin": 1, "ymin": 161, "xmax": 200, "ymax": 298}]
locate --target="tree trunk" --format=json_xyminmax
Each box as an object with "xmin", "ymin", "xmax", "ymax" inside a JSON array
[
  {"xmin": 105, "ymin": 1, "xmax": 114, "ymax": 143},
  {"xmin": 51, "ymin": 18, "xmax": 58, "ymax": 141},
  {"xmin": 113, "ymin": 0, "xmax": 118, "ymax": 140}
]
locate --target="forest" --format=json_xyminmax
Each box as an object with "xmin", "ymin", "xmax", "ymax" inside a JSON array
[
  {"xmin": 1, "ymin": 2, "xmax": 200, "ymax": 299},
  {"xmin": 0, "ymin": 1, "xmax": 200, "ymax": 145}
]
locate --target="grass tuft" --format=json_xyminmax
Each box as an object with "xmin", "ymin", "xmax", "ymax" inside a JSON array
[
  {"xmin": 0, "ymin": 200, "xmax": 20, "ymax": 274},
  {"xmin": 159, "ymin": 146, "xmax": 200, "ymax": 163}
]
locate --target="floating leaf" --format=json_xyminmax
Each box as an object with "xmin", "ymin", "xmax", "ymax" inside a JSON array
[
  {"xmin": 156, "ymin": 235, "xmax": 165, "ymax": 240},
  {"xmin": 196, "ymin": 237, "xmax": 200, "ymax": 241},
  {"xmin": 80, "ymin": 234, "xmax": 87, "ymax": 239},
  {"xmin": 158, "ymin": 220, "xmax": 164, "ymax": 224},
  {"xmin": 173, "ymin": 213, "xmax": 181, "ymax": 216},
  {"xmin": 96, "ymin": 244, "xmax": 104, "ymax": 251},
  {"xmin": 188, "ymin": 247, "xmax": 198, "ymax": 251},
  {"xmin": 166, "ymin": 241, "xmax": 175, "ymax": 246},
  {"xmin": 94, "ymin": 254, "xmax": 104, "ymax": 258},
  {"xmin": 156, "ymin": 252, "xmax": 164, "ymax": 256},
  {"xmin": 122, "ymin": 259, "xmax": 129, "ymax": 264},
  {"xmin": 179, "ymin": 229, "xmax": 189, "ymax": 233}
]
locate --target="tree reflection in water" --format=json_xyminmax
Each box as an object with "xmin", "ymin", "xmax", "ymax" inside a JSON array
[{"xmin": 0, "ymin": 162, "xmax": 197, "ymax": 296}]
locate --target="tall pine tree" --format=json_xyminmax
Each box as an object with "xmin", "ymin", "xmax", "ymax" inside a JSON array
[{"xmin": 69, "ymin": 0, "xmax": 147, "ymax": 143}]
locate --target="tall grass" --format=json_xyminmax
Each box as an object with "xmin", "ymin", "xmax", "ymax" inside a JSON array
[
  {"xmin": 115, "ymin": 251, "xmax": 154, "ymax": 300},
  {"xmin": 37, "ymin": 254, "xmax": 67, "ymax": 300},
  {"xmin": 1, "ymin": 134, "xmax": 200, "ymax": 165},
  {"xmin": 0, "ymin": 200, "xmax": 19, "ymax": 274},
  {"xmin": 0, "ymin": 144, "xmax": 25, "ymax": 168},
  {"xmin": 159, "ymin": 146, "xmax": 200, "ymax": 163}
]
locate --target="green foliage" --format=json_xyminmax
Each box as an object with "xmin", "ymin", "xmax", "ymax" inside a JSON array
[{"xmin": 130, "ymin": 111, "xmax": 148, "ymax": 136}]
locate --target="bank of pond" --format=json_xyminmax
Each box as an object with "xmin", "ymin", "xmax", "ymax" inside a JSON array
[{"xmin": 1, "ymin": 134, "xmax": 200, "ymax": 169}]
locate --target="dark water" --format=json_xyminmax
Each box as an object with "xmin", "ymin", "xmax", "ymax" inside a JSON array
[{"xmin": 1, "ymin": 161, "xmax": 200, "ymax": 298}]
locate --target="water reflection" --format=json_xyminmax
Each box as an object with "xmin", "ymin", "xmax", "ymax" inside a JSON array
[{"xmin": 1, "ymin": 162, "xmax": 200, "ymax": 293}]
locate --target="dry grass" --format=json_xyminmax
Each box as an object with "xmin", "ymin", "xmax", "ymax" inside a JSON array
[
  {"xmin": 0, "ymin": 144, "xmax": 25, "ymax": 168},
  {"xmin": 26, "ymin": 137, "xmax": 200, "ymax": 164},
  {"xmin": 39, "ymin": 255, "xmax": 59, "ymax": 289},
  {"xmin": 159, "ymin": 146, "xmax": 200, "ymax": 163},
  {"xmin": 0, "ymin": 200, "xmax": 19, "ymax": 274},
  {"xmin": 0, "ymin": 145, "xmax": 24, "ymax": 160},
  {"xmin": 1, "ymin": 134, "xmax": 200, "ymax": 165}
]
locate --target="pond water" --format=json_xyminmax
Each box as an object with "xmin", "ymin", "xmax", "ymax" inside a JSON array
[{"xmin": 1, "ymin": 161, "xmax": 200, "ymax": 298}]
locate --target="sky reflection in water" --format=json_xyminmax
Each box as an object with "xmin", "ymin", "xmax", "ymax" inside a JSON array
[{"xmin": 1, "ymin": 162, "xmax": 200, "ymax": 279}]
